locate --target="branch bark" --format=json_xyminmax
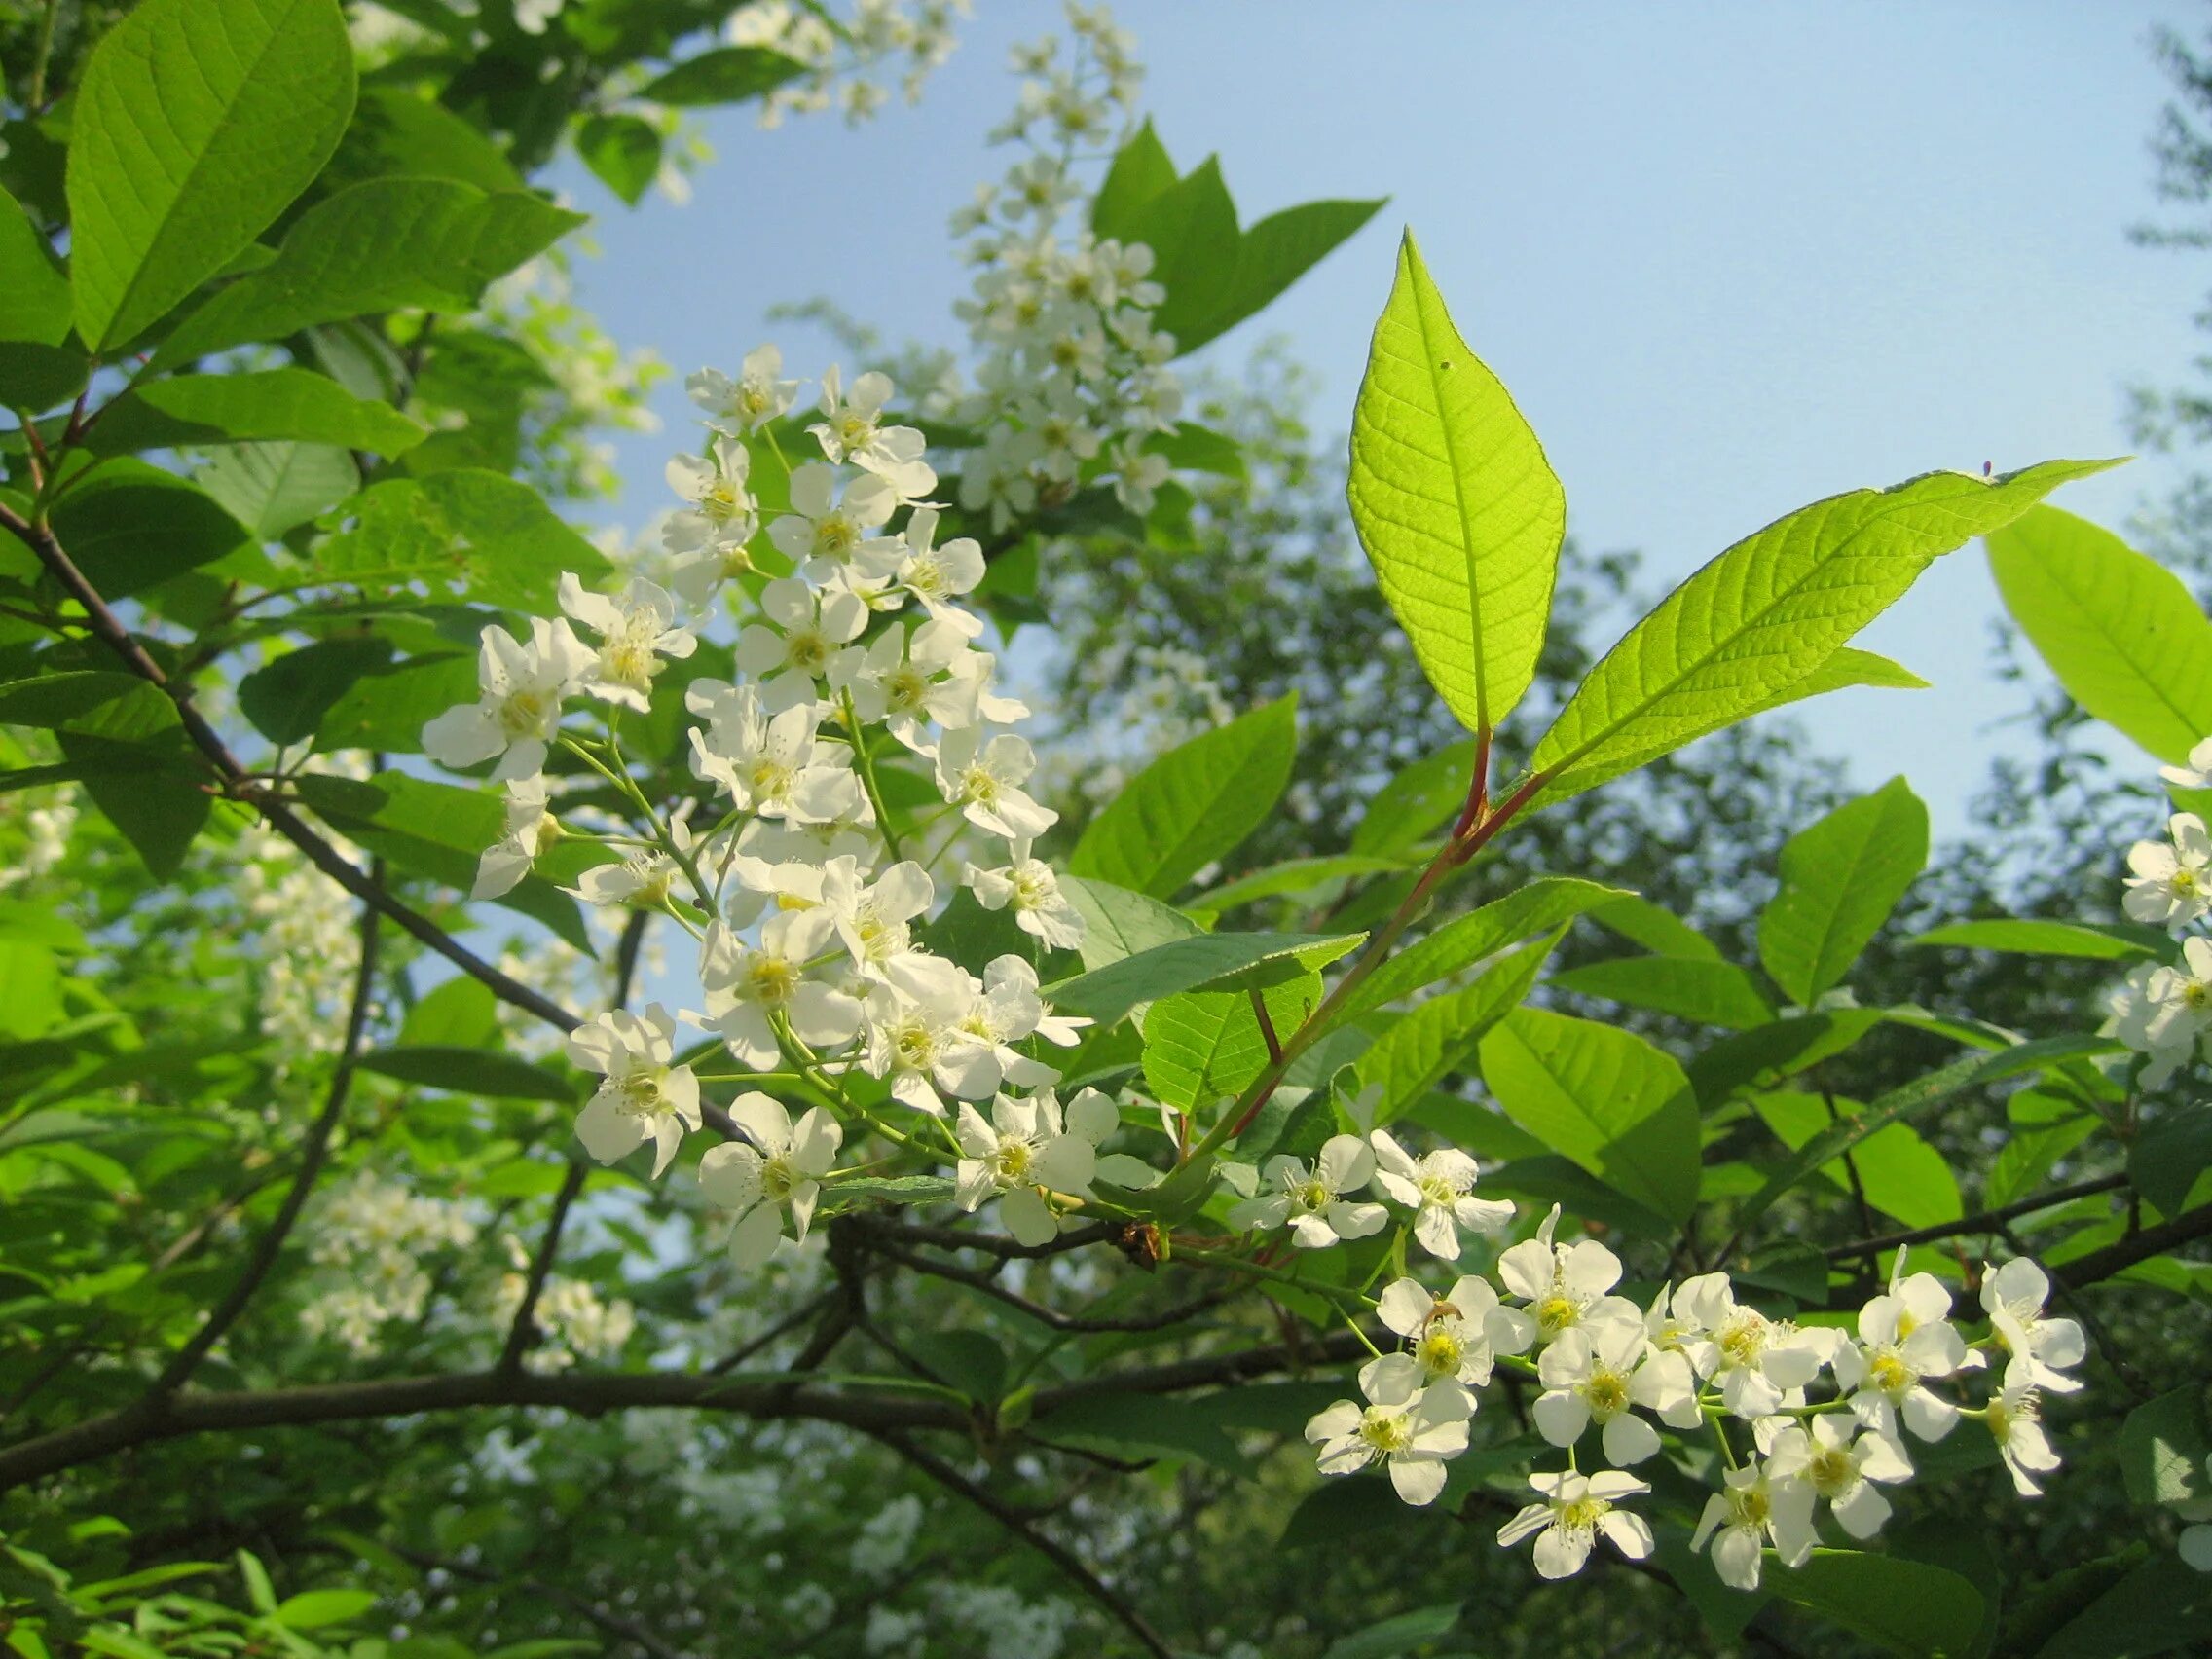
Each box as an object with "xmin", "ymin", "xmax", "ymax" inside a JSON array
[
  {"xmin": 2057, "ymin": 1200, "xmax": 2212, "ymax": 1289},
  {"xmin": 1821, "ymin": 1172, "xmax": 2131, "ymax": 1261}
]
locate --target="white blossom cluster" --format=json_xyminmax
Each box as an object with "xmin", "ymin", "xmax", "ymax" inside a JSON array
[
  {"xmin": 300, "ymin": 1177, "xmax": 477, "ymax": 1355},
  {"xmin": 493, "ymin": 1234, "xmax": 637, "ymax": 1373},
  {"xmin": 923, "ymin": 6, "xmax": 1183, "ymax": 531},
  {"xmin": 728, "ymin": 0, "xmax": 971, "ymax": 129},
  {"xmin": 2109, "ymin": 735, "xmax": 2212, "ymax": 1086},
  {"xmin": 235, "ymin": 824, "xmax": 365, "ymax": 1061},
  {"xmin": 419, "ymin": 330, "xmax": 1124, "ymax": 1261},
  {"xmin": 0, "ymin": 787, "xmax": 74, "ymax": 892},
  {"xmin": 1299, "ymin": 1197, "xmax": 2083, "ymax": 1592}
]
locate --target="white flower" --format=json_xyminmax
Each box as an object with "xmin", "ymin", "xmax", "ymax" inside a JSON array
[
  {"xmin": 473, "ymin": 775, "xmax": 556, "ymax": 899},
  {"xmin": 1980, "ymin": 1258, "xmax": 2085, "ymax": 1394},
  {"xmin": 965, "ymin": 836, "xmax": 1085, "ymax": 950},
  {"xmin": 567, "ymin": 1004, "xmax": 701, "ymax": 1179},
  {"xmin": 1304, "ymin": 1353, "xmax": 1473, "ymax": 1506},
  {"xmin": 1986, "ymin": 1366, "xmax": 2063, "ymax": 1496},
  {"xmin": 890, "ymin": 506, "xmax": 987, "ymax": 634},
  {"xmin": 1678, "ymin": 1272, "xmax": 1830, "ymax": 1420},
  {"xmin": 558, "ymin": 573, "xmax": 698, "ymax": 711},
  {"xmin": 1763, "ymin": 1415, "xmax": 1914, "ymax": 1540},
  {"xmin": 1497, "ymin": 1471, "xmax": 1654, "ymax": 1579},
  {"xmin": 767, "ymin": 462, "xmax": 903, "ymax": 583},
  {"xmin": 688, "ymin": 681, "xmax": 866, "ymax": 824},
  {"xmin": 952, "ymin": 954, "xmax": 1076, "ymax": 1089},
  {"xmin": 2124, "ymin": 813, "xmax": 2212, "ymax": 930},
  {"xmin": 2159, "ymin": 734, "xmax": 2212, "ymax": 792},
  {"xmin": 689, "ymin": 345, "xmax": 799, "ymax": 433},
  {"xmin": 863, "ymin": 955, "xmax": 999, "ymax": 1113},
  {"xmin": 1690, "ymin": 1460, "xmax": 1817, "ymax": 1591},
  {"xmin": 1495, "ymin": 1205, "xmax": 1640, "ymax": 1344},
  {"xmin": 699, "ymin": 1094, "xmax": 841, "ymax": 1268},
  {"xmin": 1368, "ymin": 1131, "xmax": 1513, "ymax": 1261},
  {"xmin": 664, "ymin": 433, "xmax": 758, "ymax": 552},
  {"xmin": 1832, "ymin": 1252, "xmax": 1976, "ymax": 1442},
  {"xmin": 421, "ymin": 616, "xmax": 593, "ymax": 781},
  {"xmin": 822, "ymin": 856, "xmax": 934, "ymax": 978},
  {"xmin": 736, "ymin": 576, "xmax": 870, "ymax": 701},
  {"xmin": 933, "ymin": 726, "xmax": 1056, "ymax": 838},
  {"xmin": 2108, "ymin": 958, "xmax": 2208, "ymax": 1088},
  {"xmin": 811, "ymin": 365, "xmax": 936, "ymax": 498},
  {"xmin": 953, "ymin": 1085, "xmax": 1116, "ymax": 1245},
  {"xmin": 1107, "ymin": 435, "xmax": 1169, "ymax": 514},
  {"xmin": 841, "ymin": 620, "xmax": 985, "ymax": 753},
  {"xmin": 1533, "ymin": 1317, "xmax": 1697, "ymax": 1465},
  {"xmin": 698, "ymin": 911, "xmax": 864, "ymax": 1068},
  {"xmin": 1229, "ymin": 1135, "xmax": 1389, "ymax": 1248},
  {"xmin": 1377, "ymin": 1274, "xmax": 1526, "ymax": 1388}
]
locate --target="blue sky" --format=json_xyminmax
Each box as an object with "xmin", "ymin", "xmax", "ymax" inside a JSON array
[{"xmin": 556, "ymin": 1, "xmax": 2212, "ymax": 837}]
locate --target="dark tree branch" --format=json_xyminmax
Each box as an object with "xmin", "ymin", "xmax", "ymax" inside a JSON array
[
  {"xmin": 1821, "ymin": 1172, "xmax": 2131, "ymax": 1261},
  {"xmin": 2057, "ymin": 1200, "xmax": 2212, "ymax": 1288},
  {"xmin": 154, "ymin": 889, "xmax": 384, "ymax": 1394},
  {"xmin": 872, "ymin": 1241, "xmax": 1232, "ymax": 1334},
  {"xmin": 0, "ymin": 1368, "xmax": 965, "ymax": 1493},
  {"xmin": 866, "ymin": 1428, "xmax": 1175, "ymax": 1659}
]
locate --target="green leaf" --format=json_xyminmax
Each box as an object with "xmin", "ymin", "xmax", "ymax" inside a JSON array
[
  {"xmin": 1091, "ymin": 120, "xmax": 1178, "ymax": 240},
  {"xmin": 0, "ymin": 185, "xmax": 70, "ymax": 345},
  {"xmin": 66, "ymin": 0, "xmax": 356, "ymax": 349},
  {"xmin": 2120, "ymin": 1385, "xmax": 2210, "ymax": 1508},
  {"xmin": 1751, "ymin": 1089, "xmax": 1962, "ymax": 1229},
  {"xmin": 313, "ymin": 651, "xmax": 478, "ymax": 754},
  {"xmin": 1742, "ymin": 645, "xmax": 1930, "ymax": 716},
  {"xmin": 1059, "ymin": 876, "xmax": 1204, "ymax": 970},
  {"xmin": 86, "ymin": 370, "xmax": 425, "ymax": 458},
  {"xmin": 1031, "ymin": 1393, "xmax": 1252, "ymax": 1475},
  {"xmin": 1765, "ymin": 1550, "xmax": 1985, "ymax": 1659},
  {"xmin": 1588, "ymin": 894, "xmax": 1723, "ymax": 961},
  {"xmin": 309, "ymin": 470, "xmax": 612, "ymax": 611},
  {"xmin": 362, "ymin": 1046, "xmax": 575, "ymax": 1103},
  {"xmin": 1478, "ymin": 1008, "xmax": 1702, "ymax": 1224},
  {"xmin": 47, "ymin": 461, "xmax": 252, "ymax": 601},
  {"xmin": 2031, "ymin": 1550, "xmax": 2212, "ymax": 1659},
  {"xmin": 1350, "ymin": 738, "xmax": 1477, "ymax": 858},
  {"xmin": 60, "ymin": 734, "xmax": 209, "ymax": 878},
  {"xmin": 1731, "ymin": 1042, "xmax": 2080, "ymax": 1235},
  {"xmin": 197, "ymin": 440, "xmax": 360, "ymax": 538},
  {"xmin": 295, "ymin": 771, "xmax": 590, "ymax": 950},
  {"xmin": 1910, "ymin": 918, "xmax": 2163, "ymax": 962},
  {"xmin": 2130, "ymin": 1102, "xmax": 2212, "ymax": 1220},
  {"xmin": 399, "ymin": 976, "xmax": 498, "ymax": 1048},
  {"xmin": 238, "ymin": 638, "xmax": 395, "ymax": 745},
  {"xmin": 0, "ymin": 342, "xmax": 90, "ymax": 414},
  {"xmin": 1347, "ymin": 231, "xmax": 1566, "ymax": 737},
  {"xmin": 237, "ymin": 1549, "xmax": 277, "ymax": 1615},
  {"xmin": 637, "ymin": 47, "xmax": 810, "ymax": 106},
  {"xmin": 1068, "ymin": 694, "xmax": 1298, "ymax": 899},
  {"xmin": 1987, "ymin": 505, "xmax": 2212, "ymax": 764},
  {"xmin": 1120, "ymin": 159, "xmax": 1240, "ymax": 351},
  {"xmin": 327, "ymin": 87, "xmax": 522, "ymax": 194},
  {"xmin": 1193, "ymin": 197, "xmax": 1384, "ymax": 354},
  {"xmin": 1193, "ymin": 854, "xmax": 1412, "ymax": 914},
  {"xmin": 1528, "ymin": 460, "xmax": 2120, "ymax": 804},
  {"xmin": 1332, "ymin": 875, "xmax": 1627, "ymax": 1028},
  {"xmin": 1757, "ymin": 777, "xmax": 1929, "ymax": 1008},
  {"xmin": 1048, "ymin": 931, "xmax": 1362, "ymax": 1027},
  {"xmin": 272, "ymin": 1589, "xmax": 376, "ymax": 1630},
  {"xmin": 1143, "ymin": 421, "xmax": 1246, "ymax": 482},
  {"xmin": 821, "ymin": 1174, "xmax": 958, "ymax": 1205},
  {"xmin": 1353, "ymin": 930, "xmax": 1563, "ymax": 1124},
  {"xmin": 1552, "ymin": 955, "xmax": 1774, "ymax": 1029},
  {"xmin": 1144, "ymin": 970, "xmax": 1322, "ymax": 1110},
  {"xmin": 0, "ymin": 935, "xmax": 62, "ymax": 1039},
  {"xmin": 575, "ymin": 115, "xmax": 662, "ymax": 206},
  {"xmin": 1321, "ymin": 1602, "xmax": 1465, "ymax": 1659},
  {"xmin": 158, "ymin": 179, "xmax": 584, "ymax": 365}
]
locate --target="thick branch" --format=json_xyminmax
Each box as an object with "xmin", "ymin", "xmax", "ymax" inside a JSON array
[
  {"xmin": 0, "ymin": 1368, "xmax": 963, "ymax": 1493},
  {"xmin": 866, "ymin": 1428, "xmax": 1174, "ymax": 1659},
  {"xmin": 1822, "ymin": 1172, "xmax": 2131, "ymax": 1262},
  {"xmin": 873, "ymin": 1241, "xmax": 1231, "ymax": 1334},
  {"xmin": 155, "ymin": 891, "xmax": 383, "ymax": 1392}
]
